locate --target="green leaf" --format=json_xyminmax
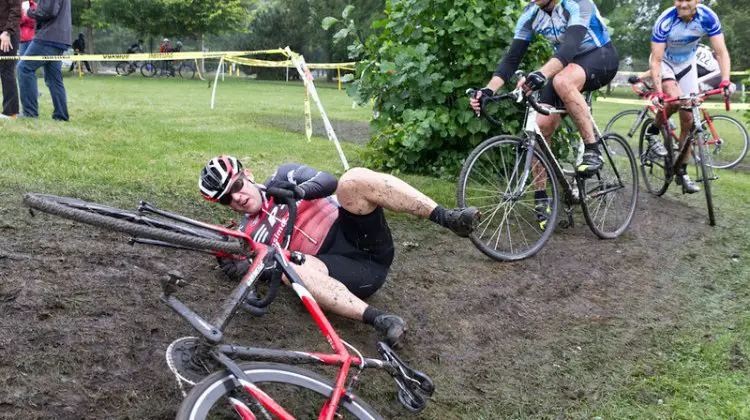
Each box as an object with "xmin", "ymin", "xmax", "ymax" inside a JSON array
[
  {"xmin": 342, "ymin": 5, "xmax": 355, "ymax": 20},
  {"xmin": 321, "ymin": 17, "xmax": 339, "ymax": 30}
]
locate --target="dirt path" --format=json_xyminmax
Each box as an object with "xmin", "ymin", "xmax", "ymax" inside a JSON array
[{"xmin": 0, "ymin": 191, "xmax": 711, "ymax": 419}]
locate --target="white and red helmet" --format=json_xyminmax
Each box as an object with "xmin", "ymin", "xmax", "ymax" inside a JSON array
[{"xmin": 199, "ymin": 156, "xmax": 243, "ymax": 202}]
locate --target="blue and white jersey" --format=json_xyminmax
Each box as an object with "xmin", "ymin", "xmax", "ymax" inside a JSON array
[
  {"xmin": 652, "ymin": 5, "xmax": 722, "ymax": 64},
  {"xmin": 514, "ymin": 0, "xmax": 610, "ymax": 56}
]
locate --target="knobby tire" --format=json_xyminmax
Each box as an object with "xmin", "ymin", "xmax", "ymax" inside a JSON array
[
  {"xmin": 23, "ymin": 193, "xmax": 245, "ymax": 255},
  {"xmin": 176, "ymin": 362, "xmax": 382, "ymax": 420}
]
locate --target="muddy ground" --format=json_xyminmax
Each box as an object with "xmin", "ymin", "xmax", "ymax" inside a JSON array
[{"xmin": 0, "ymin": 188, "xmax": 715, "ymax": 419}]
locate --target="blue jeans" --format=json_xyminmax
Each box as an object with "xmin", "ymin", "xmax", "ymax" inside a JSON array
[
  {"xmin": 18, "ymin": 41, "xmax": 30, "ymax": 56},
  {"xmin": 17, "ymin": 40, "xmax": 69, "ymax": 121}
]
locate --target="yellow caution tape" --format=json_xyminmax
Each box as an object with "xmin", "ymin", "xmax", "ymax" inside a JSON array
[
  {"xmin": 597, "ymin": 96, "xmax": 750, "ymax": 110},
  {"xmin": 0, "ymin": 49, "xmax": 289, "ymax": 61}
]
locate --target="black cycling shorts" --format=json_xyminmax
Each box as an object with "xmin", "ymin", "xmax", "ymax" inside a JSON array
[
  {"xmin": 540, "ymin": 42, "xmax": 620, "ymax": 109},
  {"xmin": 315, "ymin": 207, "xmax": 395, "ymax": 299}
]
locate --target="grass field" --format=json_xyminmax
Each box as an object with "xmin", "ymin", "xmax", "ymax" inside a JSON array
[{"xmin": 1, "ymin": 75, "xmax": 749, "ymax": 418}]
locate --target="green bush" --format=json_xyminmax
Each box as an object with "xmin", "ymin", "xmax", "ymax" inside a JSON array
[{"xmin": 339, "ymin": 0, "xmax": 551, "ymax": 177}]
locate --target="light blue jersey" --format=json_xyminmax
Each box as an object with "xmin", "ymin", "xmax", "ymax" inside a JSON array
[
  {"xmin": 514, "ymin": 0, "xmax": 610, "ymax": 56},
  {"xmin": 652, "ymin": 5, "xmax": 722, "ymax": 64}
]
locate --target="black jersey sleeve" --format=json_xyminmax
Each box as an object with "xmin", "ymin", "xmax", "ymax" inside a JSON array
[{"xmin": 266, "ymin": 163, "xmax": 338, "ymax": 199}]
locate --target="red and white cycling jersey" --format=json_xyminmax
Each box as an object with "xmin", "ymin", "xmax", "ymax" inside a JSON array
[{"xmin": 238, "ymin": 163, "xmax": 340, "ymax": 255}]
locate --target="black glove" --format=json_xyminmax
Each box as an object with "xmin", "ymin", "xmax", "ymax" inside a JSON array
[
  {"xmin": 476, "ymin": 87, "xmax": 494, "ymax": 99},
  {"xmin": 524, "ymin": 71, "xmax": 547, "ymax": 91},
  {"xmin": 217, "ymin": 257, "xmax": 250, "ymax": 281},
  {"xmin": 266, "ymin": 180, "xmax": 305, "ymax": 199}
]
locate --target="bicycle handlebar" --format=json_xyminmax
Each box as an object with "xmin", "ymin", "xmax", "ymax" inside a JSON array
[{"xmin": 467, "ymin": 86, "xmax": 550, "ymax": 127}]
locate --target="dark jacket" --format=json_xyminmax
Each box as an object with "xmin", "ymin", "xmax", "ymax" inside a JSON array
[
  {"xmin": 0, "ymin": 0, "xmax": 22, "ymax": 36},
  {"xmin": 28, "ymin": 0, "xmax": 70, "ymax": 46},
  {"xmin": 72, "ymin": 36, "xmax": 84, "ymax": 52}
]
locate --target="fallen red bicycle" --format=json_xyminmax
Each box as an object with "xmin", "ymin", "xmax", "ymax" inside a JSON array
[{"xmin": 24, "ymin": 191, "xmax": 433, "ymax": 420}]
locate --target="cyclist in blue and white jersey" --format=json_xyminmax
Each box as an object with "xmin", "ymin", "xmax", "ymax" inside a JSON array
[
  {"xmin": 646, "ymin": 0, "xmax": 732, "ymax": 193},
  {"xmin": 470, "ymin": 0, "xmax": 618, "ymax": 226}
]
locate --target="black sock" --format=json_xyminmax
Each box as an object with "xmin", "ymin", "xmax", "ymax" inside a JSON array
[
  {"xmin": 647, "ymin": 124, "xmax": 660, "ymax": 135},
  {"xmin": 534, "ymin": 190, "xmax": 548, "ymax": 201},
  {"xmin": 584, "ymin": 143, "xmax": 600, "ymax": 153},
  {"xmin": 428, "ymin": 205, "xmax": 446, "ymax": 227},
  {"xmin": 678, "ymin": 164, "xmax": 688, "ymax": 175},
  {"xmin": 363, "ymin": 306, "xmax": 385, "ymax": 325}
]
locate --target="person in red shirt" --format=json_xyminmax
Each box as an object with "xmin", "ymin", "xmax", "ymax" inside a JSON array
[
  {"xmin": 199, "ymin": 157, "xmax": 480, "ymax": 346},
  {"xmin": 18, "ymin": 0, "xmax": 34, "ymax": 55}
]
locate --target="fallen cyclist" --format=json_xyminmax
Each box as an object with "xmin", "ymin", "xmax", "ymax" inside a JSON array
[{"xmin": 199, "ymin": 156, "xmax": 480, "ymax": 346}]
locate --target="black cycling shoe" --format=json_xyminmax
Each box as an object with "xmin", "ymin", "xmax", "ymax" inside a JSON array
[
  {"xmin": 373, "ymin": 314, "xmax": 405, "ymax": 347},
  {"xmin": 534, "ymin": 198, "xmax": 552, "ymax": 230},
  {"xmin": 675, "ymin": 173, "xmax": 700, "ymax": 194},
  {"xmin": 576, "ymin": 150, "xmax": 604, "ymax": 177},
  {"xmin": 443, "ymin": 207, "xmax": 481, "ymax": 237}
]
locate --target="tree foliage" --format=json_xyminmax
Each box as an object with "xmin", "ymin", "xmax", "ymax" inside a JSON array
[
  {"xmin": 91, "ymin": 0, "xmax": 251, "ymax": 39},
  {"xmin": 336, "ymin": 0, "xmax": 550, "ymax": 177}
]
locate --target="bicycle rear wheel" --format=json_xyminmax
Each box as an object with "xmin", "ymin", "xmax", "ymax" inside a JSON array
[
  {"xmin": 638, "ymin": 118, "xmax": 673, "ymax": 196},
  {"xmin": 457, "ymin": 135, "xmax": 559, "ymax": 261},
  {"xmin": 702, "ymin": 115, "xmax": 749, "ymax": 169},
  {"xmin": 694, "ymin": 136, "xmax": 716, "ymax": 226},
  {"xmin": 177, "ymin": 362, "xmax": 382, "ymax": 420},
  {"xmin": 116, "ymin": 62, "xmax": 130, "ymax": 76},
  {"xmin": 23, "ymin": 193, "xmax": 244, "ymax": 255},
  {"xmin": 179, "ymin": 63, "xmax": 196, "ymax": 79},
  {"xmin": 579, "ymin": 133, "xmax": 638, "ymax": 239}
]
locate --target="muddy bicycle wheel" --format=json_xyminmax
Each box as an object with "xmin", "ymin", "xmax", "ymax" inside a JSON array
[
  {"xmin": 457, "ymin": 135, "xmax": 559, "ymax": 261},
  {"xmin": 141, "ymin": 62, "xmax": 157, "ymax": 77},
  {"xmin": 579, "ymin": 133, "xmax": 638, "ymax": 239},
  {"xmin": 638, "ymin": 118, "xmax": 673, "ymax": 196},
  {"xmin": 23, "ymin": 193, "xmax": 245, "ymax": 255},
  {"xmin": 176, "ymin": 362, "xmax": 382, "ymax": 420}
]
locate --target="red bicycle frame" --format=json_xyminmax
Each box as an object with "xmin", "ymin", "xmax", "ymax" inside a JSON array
[{"xmin": 629, "ymin": 82, "xmax": 729, "ymax": 145}]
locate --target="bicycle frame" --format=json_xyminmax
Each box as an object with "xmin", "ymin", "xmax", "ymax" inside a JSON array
[
  {"xmin": 661, "ymin": 89, "xmax": 724, "ymax": 176},
  {"xmin": 139, "ymin": 200, "xmax": 429, "ymax": 420},
  {"xmin": 511, "ymin": 90, "xmax": 623, "ymax": 206},
  {"xmin": 628, "ymin": 83, "xmax": 725, "ymax": 147}
]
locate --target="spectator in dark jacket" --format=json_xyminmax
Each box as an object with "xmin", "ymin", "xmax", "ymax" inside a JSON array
[
  {"xmin": 19, "ymin": 0, "xmax": 34, "ymax": 55},
  {"xmin": 16, "ymin": 0, "xmax": 71, "ymax": 121},
  {"xmin": 69, "ymin": 32, "xmax": 92, "ymax": 73},
  {"xmin": 0, "ymin": 0, "xmax": 21, "ymax": 117}
]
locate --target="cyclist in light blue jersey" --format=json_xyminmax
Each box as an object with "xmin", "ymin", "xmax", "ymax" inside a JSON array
[
  {"xmin": 470, "ymin": 0, "xmax": 619, "ymax": 227},
  {"xmin": 645, "ymin": 0, "xmax": 732, "ymax": 193}
]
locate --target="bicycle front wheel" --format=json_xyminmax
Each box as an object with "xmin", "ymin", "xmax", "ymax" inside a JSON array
[
  {"xmin": 457, "ymin": 135, "xmax": 559, "ymax": 261},
  {"xmin": 695, "ymin": 137, "xmax": 716, "ymax": 226},
  {"xmin": 579, "ymin": 133, "xmax": 638, "ymax": 239},
  {"xmin": 177, "ymin": 362, "xmax": 383, "ymax": 420},
  {"xmin": 604, "ymin": 109, "xmax": 647, "ymax": 144},
  {"xmin": 638, "ymin": 118, "xmax": 673, "ymax": 196},
  {"xmin": 702, "ymin": 115, "xmax": 749, "ymax": 170},
  {"xmin": 23, "ymin": 193, "xmax": 245, "ymax": 255}
]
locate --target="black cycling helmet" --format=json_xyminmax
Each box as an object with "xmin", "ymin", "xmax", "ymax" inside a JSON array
[{"xmin": 199, "ymin": 156, "xmax": 243, "ymax": 202}]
